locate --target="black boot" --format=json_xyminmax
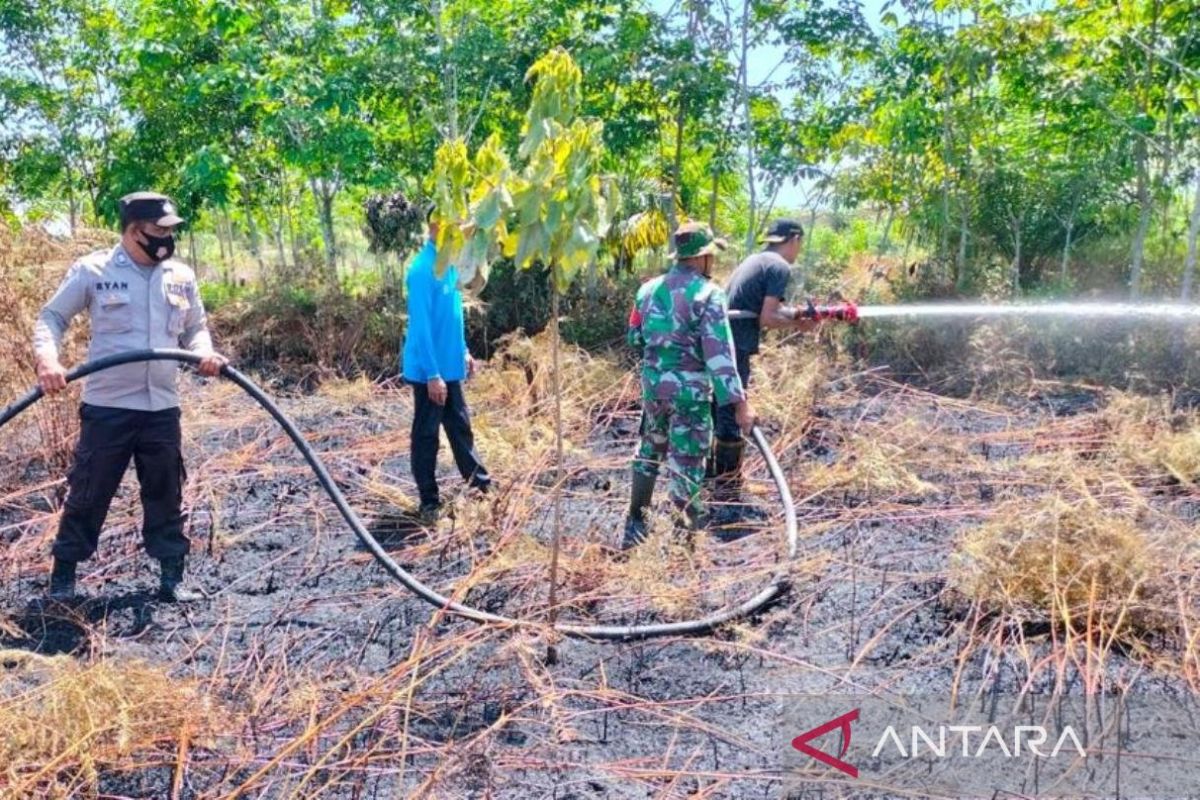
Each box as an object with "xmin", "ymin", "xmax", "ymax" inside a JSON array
[
  {"xmin": 621, "ymin": 470, "xmax": 657, "ymax": 550},
  {"xmin": 711, "ymin": 439, "xmax": 766, "ymax": 526},
  {"xmin": 48, "ymin": 558, "xmax": 77, "ymax": 601},
  {"xmin": 418, "ymin": 501, "xmax": 442, "ymax": 527},
  {"xmin": 711, "ymin": 438, "xmax": 745, "ymax": 519},
  {"xmin": 158, "ymin": 556, "xmax": 204, "ymax": 603}
]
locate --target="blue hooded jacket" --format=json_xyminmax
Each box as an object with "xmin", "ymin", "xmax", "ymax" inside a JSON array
[{"xmin": 402, "ymin": 240, "xmax": 467, "ymax": 383}]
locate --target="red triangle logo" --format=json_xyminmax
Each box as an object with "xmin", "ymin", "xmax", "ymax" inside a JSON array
[{"xmin": 791, "ymin": 708, "xmax": 859, "ymax": 778}]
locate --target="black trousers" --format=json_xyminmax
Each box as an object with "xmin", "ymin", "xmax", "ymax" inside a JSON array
[
  {"xmin": 713, "ymin": 349, "xmax": 754, "ymax": 443},
  {"xmin": 410, "ymin": 381, "xmax": 491, "ymax": 507},
  {"xmin": 53, "ymin": 404, "xmax": 189, "ymax": 562}
]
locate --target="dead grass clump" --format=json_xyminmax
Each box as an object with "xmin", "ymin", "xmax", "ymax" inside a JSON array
[
  {"xmin": 949, "ymin": 495, "xmax": 1195, "ymax": 639},
  {"xmin": 1155, "ymin": 428, "xmax": 1200, "ymax": 485},
  {"xmin": 315, "ymin": 375, "xmax": 378, "ymax": 407},
  {"xmin": 964, "ymin": 323, "xmax": 1036, "ymax": 396},
  {"xmin": 806, "ymin": 436, "xmax": 938, "ymax": 499},
  {"xmin": 1099, "ymin": 392, "xmax": 1200, "ymax": 484},
  {"xmin": 616, "ymin": 528, "xmax": 706, "ymax": 617},
  {"xmin": 470, "ymin": 332, "xmax": 633, "ymax": 467},
  {"xmin": 0, "ymin": 650, "xmax": 230, "ymax": 796},
  {"xmin": 752, "ymin": 342, "xmax": 826, "ymax": 429}
]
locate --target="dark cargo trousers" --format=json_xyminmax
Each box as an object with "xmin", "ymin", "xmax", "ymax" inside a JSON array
[
  {"xmin": 410, "ymin": 380, "xmax": 491, "ymax": 508},
  {"xmin": 53, "ymin": 404, "xmax": 189, "ymax": 562},
  {"xmin": 712, "ymin": 349, "xmax": 753, "ymax": 443}
]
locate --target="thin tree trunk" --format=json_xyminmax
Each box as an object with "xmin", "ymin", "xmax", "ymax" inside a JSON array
[
  {"xmin": 955, "ymin": 204, "xmax": 969, "ymax": 290},
  {"xmin": 398, "ymin": 253, "xmax": 408, "ymax": 303},
  {"xmin": 189, "ymin": 229, "xmax": 198, "ymax": 278},
  {"xmin": 216, "ymin": 210, "xmax": 230, "ymax": 284},
  {"xmin": 672, "ymin": 3, "xmax": 698, "ymax": 204},
  {"xmin": 433, "ymin": 0, "xmax": 459, "ymax": 140},
  {"xmin": 285, "ymin": 176, "xmax": 301, "ymax": 277},
  {"xmin": 545, "ymin": 280, "xmax": 564, "ymax": 664},
  {"xmin": 272, "ymin": 213, "xmax": 287, "ymax": 280},
  {"xmin": 1129, "ymin": 142, "xmax": 1152, "ymax": 299},
  {"xmin": 64, "ymin": 160, "xmax": 79, "ymax": 238},
  {"xmin": 1126, "ymin": 0, "xmax": 1159, "ymax": 301},
  {"xmin": 708, "ymin": 169, "xmax": 719, "ymax": 229},
  {"xmin": 1182, "ymin": 173, "xmax": 1200, "ymax": 302},
  {"xmin": 661, "ymin": 192, "xmax": 678, "ymax": 239},
  {"xmin": 223, "ymin": 208, "xmax": 238, "ymax": 284},
  {"xmin": 242, "ymin": 185, "xmax": 265, "ymax": 277},
  {"xmin": 1060, "ymin": 220, "xmax": 1074, "ymax": 288},
  {"xmin": 673, "ymin": 95, "xmax": 685, "ymax": 203},
  {"xmin": 939, "ymin": 37, "xmax": 953, "ymax": 266},
  {"xmin": 309, "ymin": 177, "xmax": 338, "ymax": 283},
  {"xmin": 276, "ymin": 163, "xmax": 296, "ymax": 276},
  {"xmin": 878, "ymin": 205, "xmax": 895, "ymax": 254},
  {"xmin": 739, "ymin": 0, "xmax": 757, "ymax": 252},
  {"xmin": 1010, "ymin": 213, "xmax": 1022, "ymax": 293}
]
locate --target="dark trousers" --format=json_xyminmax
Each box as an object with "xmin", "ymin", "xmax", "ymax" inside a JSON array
[
  {"xmin": 713, "ymin": 349, "xmax": 754, "ymax": 443},
  {"xmin": 53, "ymin": 404, "xmax": 189, "ymax": 562},
  {"xmin": 410, "ymin": 381, "xmax": 491, "ymax": 507}
]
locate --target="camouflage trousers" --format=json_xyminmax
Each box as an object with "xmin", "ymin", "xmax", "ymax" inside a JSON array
[{"xmin": 632, "ymin": 398, "xmax": 713, "ymax": 514}]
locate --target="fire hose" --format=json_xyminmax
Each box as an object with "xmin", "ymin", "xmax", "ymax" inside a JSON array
[
  {"xmin": 727, "ymin": 300, "xmax": 859, "ymax": 323},
  {"xmin": 0, "ymin": 349, "xmax": 798, "ymax": 642}
]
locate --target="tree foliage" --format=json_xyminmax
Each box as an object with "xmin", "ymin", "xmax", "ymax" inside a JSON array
[{"xmin": 2, "ymin": 0, "xmax": 1197, "ymax": 297}]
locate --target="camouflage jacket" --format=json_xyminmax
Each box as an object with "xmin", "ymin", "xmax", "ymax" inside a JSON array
[{"xmin": 627, "ymin": 263, "xmax": 746, "ymax": 406}]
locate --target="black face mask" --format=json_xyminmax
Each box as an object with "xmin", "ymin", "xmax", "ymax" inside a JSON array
[{"xmin": 139, "ymin": 232, "xmax": 175, "ymax": 262}]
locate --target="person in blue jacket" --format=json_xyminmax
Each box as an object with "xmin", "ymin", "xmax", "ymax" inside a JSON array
[{"xmin": 402, "ymin": 212, "xmax": 491, "ymax": 521}]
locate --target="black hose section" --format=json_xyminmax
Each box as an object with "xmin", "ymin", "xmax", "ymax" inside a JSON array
[{"xmin": 1, "ymin": 349, "xmax": 799, "ymax": 642}]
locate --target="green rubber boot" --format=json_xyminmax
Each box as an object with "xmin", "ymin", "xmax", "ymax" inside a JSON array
[{"xmin": 621, "ymin": 470, "xmax": 657, "ymax": 550}]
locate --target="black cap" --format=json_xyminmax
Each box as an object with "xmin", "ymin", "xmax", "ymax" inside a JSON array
[
  {"xmin": 762, "ymin": 218, "xmax": 805, "ymax": 243},
  {"xmin": 119, "ymin": 191, "xmax": 185, "ymax": 229}
]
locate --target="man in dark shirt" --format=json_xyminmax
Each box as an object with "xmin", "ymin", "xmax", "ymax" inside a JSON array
[{"xmin": 711, "ymin": 218, "xmax": 818, "ymax": 518}]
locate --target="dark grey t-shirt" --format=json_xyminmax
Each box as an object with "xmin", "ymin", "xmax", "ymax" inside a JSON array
[{"xmin": 725, "ymin": 250, "xmax": 793, "ymax": 355}]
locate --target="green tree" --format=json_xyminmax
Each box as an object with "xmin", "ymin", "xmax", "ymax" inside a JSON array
[{"xmin": 1, "ymin": 0, "xmax": 122, "ymax": 232}]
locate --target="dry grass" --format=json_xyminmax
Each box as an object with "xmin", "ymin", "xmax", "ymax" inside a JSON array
[
  {"xmin": 949, "ymin": 493, "xmax": 1194, "ymax": 638},
  {"xmin": 0, "ymin": 227, "xmax": 118, "ymax": 485},
  {"xmin": 0, "ymin": 649, "xmax": 230, "ymax": 798},
  {"xmin": 1156, "ymin": 427, "xmax": 1200, "ymax": 485},
  {"xmin": 469, "ymin": 330, "xmax": 636, "ymax": 466},
  {"xmin": 806, "ymin": 435, "xmax": 939, "ymax": 499}
]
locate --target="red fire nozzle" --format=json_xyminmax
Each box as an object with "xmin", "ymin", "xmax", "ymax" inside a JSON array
[{"xmin": 803, "ymin": 300, "xmax": 859, "ymax": 324}]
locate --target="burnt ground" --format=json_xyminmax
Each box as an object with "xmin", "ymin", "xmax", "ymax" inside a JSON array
[{"xmin": 0, "ymin": 356, "xmax": 1198, "ymax": 799}]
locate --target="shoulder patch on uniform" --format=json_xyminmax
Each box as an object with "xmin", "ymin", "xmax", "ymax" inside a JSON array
[
  {"xmin": 636, "ymin": 276, "xmax": 664, "ymax": 301},
  {"xmin": 74, "ymin": 250, "xmax": 110, "ymax": 273}
]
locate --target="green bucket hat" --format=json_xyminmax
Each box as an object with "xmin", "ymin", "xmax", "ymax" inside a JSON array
[{"xmin": 671, "ymin": 221, "xmax": 728, "ymax": 259}]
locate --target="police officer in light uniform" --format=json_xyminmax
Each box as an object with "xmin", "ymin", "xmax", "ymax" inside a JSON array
[{"xmin": 33, "ymin": 191, "xmax": 228, "ymax": 602}]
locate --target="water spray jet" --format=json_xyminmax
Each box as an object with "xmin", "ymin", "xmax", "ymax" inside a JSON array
[
  {"xmin": 854, "ymin": 301, "xmax": 1200, "ymax": 322},
  {"xmin": 732, "ymin": 299, "xmax": 1200, "ymax": 324}
]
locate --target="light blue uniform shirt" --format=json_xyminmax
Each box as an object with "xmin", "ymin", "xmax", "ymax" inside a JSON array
[
  {"xmin": 33, "ymin": 244, "xmax": 214, "ymax": 411},
  {"xmin": 401, "ymin": 241, "xmax": 467, "ymax": 383}
]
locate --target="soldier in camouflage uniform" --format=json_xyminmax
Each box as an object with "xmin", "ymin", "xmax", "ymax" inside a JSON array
[{"xmin": 622, "ymin": 223, "xmax": 755, "ymax": 549}]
